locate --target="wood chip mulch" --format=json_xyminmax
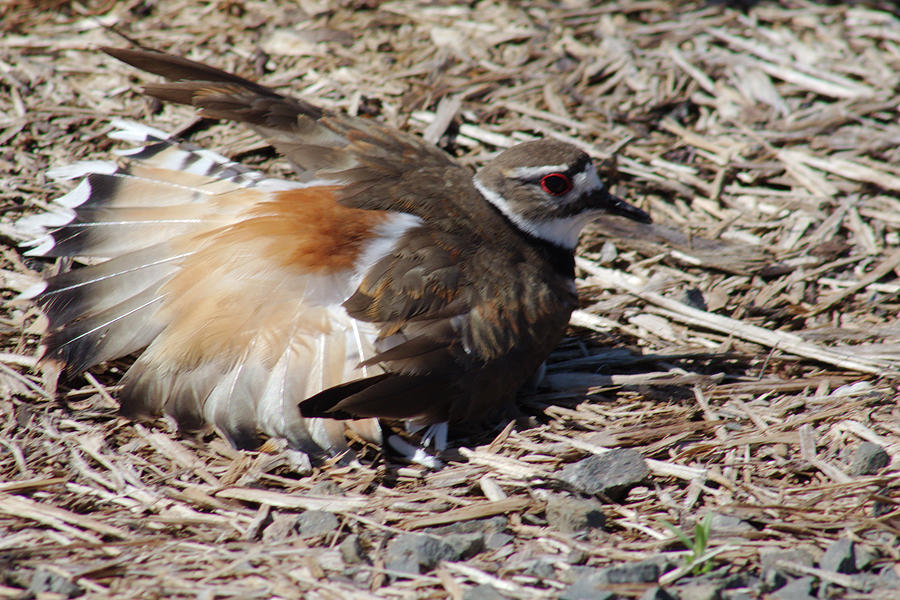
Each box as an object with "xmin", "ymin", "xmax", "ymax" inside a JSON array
[{"xmin": 1, "ymin": 2, "xmax": 898, "ymax": 599}]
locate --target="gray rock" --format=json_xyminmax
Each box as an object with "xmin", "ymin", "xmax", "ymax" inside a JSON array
[
  {"xmin": 558, "ymin": 570, "xmax": 617, "ymax": 600},
  {"xmin": 677, "ymin": 583, "xmax": 722, "ymax": 600},
  {"xmin": 297, "ymin": 510, "xmax": 340, "ymax": 538},
  {"xmin": 762, "ymin": 569, "xmax": 788, "ymax": 591},
  {"xmin": 485, "ymin": 531, "xmax": 514, "ymax": 550},
  {"xmin": 762, "ymin": 569, "xmax": 788, "ymax": 592},
  {"xmin": 444, "ymin": 532, "xmax": 486, "ymax": 560},
  {"xmin": 854, "ymin": 545, "xmax": 876, "ymax": 571},
  {"xmin": 339, "ymin": 534, "xmax": 365, "ymax": 565},
  {"xmin": 261, "ymin": 513, "xmax": 301, "ymax": 542},
  {"xmin": 559, "ymin": 449, "xmax": 649, "ymax": 500},
  {"xmin": 848, "ymin": 442, "xmax": 890, "ymax": 476},
  {"xmin": 385, "ymin": 533, "xmax": 457, "ymax": 576},
  {"xmin": 522, "ymin": 558, "xmax": 556, "ymax": 579},
  {"xmin": 599, "ymin": 559, "xmax": 661, "ymax": 584},
  {"xmin": 820, "ymin": 538, "xmax": 856, "ymax": 574},
  {"xmin": 723, "ymin": 593, "xmax": 756, "ymax": 600},
  {"xmin": 683, "ymin": 288, "xmax": 708, "ymax": 311},
  {"xmin": 29, "ymin": 568, "xmax": 83, "ymax": 598},
  {"xmin": 426, "ymin": 516, "xmax": 507, "ymax": 536},
  {"xmin": 876, "ymin": 564, "xmax": 900, "ymax": 588},
  {"xmin": 648, "ymin": 554, "xmax": 680, "ymax": 574},
  {"xmin": 873, "ymin": 488, "xmax": 893, "ymax": 517},
  {"xmin": 759, "ymin": 548, "xmax": 815, "ymax": 571},
  {"xmin": 463, "ymin": 584, "xmax": 509, "ymax": 600},
  {"xmin": 759, "ymin": 547, "xmax": 814, "ymax": 591},
  {"xmin": 599, "ymin": 241, "xmax": 618, "ymax": 264},
  {"xmin": 545, "ymin": 495, "xmax": 606, "ymax": 533},
  {"xmin": 309, "ymin": 480, "xmax": 344, "ymax": 496},
  {"xmin": 4, "ymin": 567, "xmax": 32, "ymax": 591},
  {"xmin": 708, "ymin": 512, "xmax": 753, "ymax": 535},
  {"xmin": 641, "ymin": 587, "xmax": 676, "ymax": 600},
  {"xmin": 771, "ymin": 576, "xmax": 815, "ymax": 600}
]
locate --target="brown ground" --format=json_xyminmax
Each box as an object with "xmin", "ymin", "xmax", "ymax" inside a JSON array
[{"xmin": 1, "ymin": 1, "xmax": 898, "ymax": 599}]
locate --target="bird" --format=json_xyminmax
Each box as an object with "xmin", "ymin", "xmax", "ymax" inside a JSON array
[{"xmin": 18, "ymin": 47, "xmax": 651, "ymax": 457}]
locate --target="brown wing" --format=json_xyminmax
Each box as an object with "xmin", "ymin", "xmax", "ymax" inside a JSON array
[
  {"xmin": 102, "ymin": 47, "xmax": 458, "ymax": 180},
  {"xmin": 303, "ymin": 212, "xmax": 579, "ymax": 424}
]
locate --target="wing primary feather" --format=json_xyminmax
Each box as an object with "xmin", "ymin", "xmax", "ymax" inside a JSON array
[{"xmin": 299, "ymin": 374, "xmax": 391, "ymax": 419}]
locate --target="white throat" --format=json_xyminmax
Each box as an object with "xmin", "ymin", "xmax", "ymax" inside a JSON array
[{"xmin": 473, "ymin": 176, "xmax": 591, "ymax": 250}]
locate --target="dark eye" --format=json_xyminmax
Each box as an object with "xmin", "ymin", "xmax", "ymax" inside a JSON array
[{"xmin": 540, "ymin": 173, "xmax": 573, "ymax": 196}]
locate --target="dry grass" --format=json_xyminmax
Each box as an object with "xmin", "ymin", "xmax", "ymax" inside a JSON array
[{"xmin": 1, "ymin": 1, "xmax": 899, "ymax": 598}]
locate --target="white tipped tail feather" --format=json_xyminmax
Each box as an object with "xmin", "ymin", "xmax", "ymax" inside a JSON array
[{"xmin": 16, "ymin": 120, "xmax": 429, "ymax": 454}]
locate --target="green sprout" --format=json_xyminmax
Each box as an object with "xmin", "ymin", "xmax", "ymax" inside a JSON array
[{"xmin": 661, "ymin": 513, "xmax": 714, "ymax": 575}]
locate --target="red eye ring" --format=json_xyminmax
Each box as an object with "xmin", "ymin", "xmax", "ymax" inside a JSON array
[{"xmin": 540, "ymin": 173, "xmax": 573, "ymax": 196}]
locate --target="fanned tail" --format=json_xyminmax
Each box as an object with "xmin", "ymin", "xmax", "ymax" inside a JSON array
[{"xmin": 18, "ymin": 120, "xmax": 384, "ymax": 454}]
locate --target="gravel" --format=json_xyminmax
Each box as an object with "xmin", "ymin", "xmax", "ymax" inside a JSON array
[{"xmin": 558, "ymin": 449, "xmax": 650, "ymax": 500}]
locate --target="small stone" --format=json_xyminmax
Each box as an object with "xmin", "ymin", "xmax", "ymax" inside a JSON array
[
  {"xmin": 297, "ymin": 510, "xmax": 340, "ymax": 538},
  {"xmin": 708, "ymin": 512, "xmax": 753, "ymax": 535},
  {"xmin": 339, "ymin": 534, "xmax": 366, "ymax": 565},
  {"xmin": 722, "ymin": 571, "xmax": 756, "ymax": 591},
  {"xmin": 4, "ymin": 568, "xmax": 32, "ymax": 590},
  {"xmin": 771, "ymin": 576, "xmax": 815, "ymax": 600},
  {"xmin": 485, "ymin": 532, "xmax": 514, "ymax": 550},
  {"xmin": 759, "ymin": 548, "xmax": 814, "ymax": 571},
  {"xmin": 558, "ymin": 570, "xmax": 616, "ymax": 600},
  {"xmin": 426, "ymin": 516, "xmax": 508, "ymax": 536},
  {"xmin": 873, "ymin": 496, "xmax": 893, "ymax": 517},
  {"xmin": 28, "ymin": 568, "xmax": 83, "ymax": 598},
  {"xmin": 309, "ymin": 480, "xmax": 344, "ymax": 496},
  {"xmin": 646, "ymin": 554, "xmax": 679, "ymax": 574},
  {"xmin": 463, "ymin": 583, "xmax": 509, "ymax": 600},
  {"xmin": 848, "ymin": 442, "xmax": 890, "ymax": 476},
  {"xmin": 545, "ymin": 495, "xmax": 606, "ymax": 533},
  {"xmin": 677, "ymin": 583, "xmax": 722, "ymax": 600},
  {"xmin": 759, "ymin": 547, "xmax": 814, "ymax": 591},
  {"xmin": 559, "ymin": 449, "xmax": 650, "ymax": 500},
  {"xmin": 854, "ymin": 545, "xmax": 877, "ymax": 571},
  {"xmin": 444, "ymin": 532, "xmax": 486, "ymax": 560},
  {"xmin": 261, "ymin": 513, "xmax": 300, "ymax": 542},
  {"xmin": 723, "ymin": 592, "xmax": 756, "ymax": 600},
  {"xmin": 677, "ymin": 565, "xmax": 731, "ymax": 588},
  {"xmin": 876, "ymin": 564, "xmax": 900, "ymax": 588},
  {"xmin": 385, "ymin": 533, "xmax": 456, "ymax": 576},
  {"xmin": 599, "ymin": 559, "xmax": 661, "ymax": 584},
  {"xmin": 599, "ymin": 241, "xmax": 618, "ymax": 263},
  {"xmin": 820, "ymin": 538, "xmax": 856, "ymax": 574},
  {"xmin": 641, "ymin": 587, "xmax": 676, "ymax": 600},
  {"xmin": 683, "ymin": 288, "xmax": 708, "ymax": 311},
  {"xmin": 762, "ymin": 569, "xmax": 787, "ymax": 591},
  {"xmin": 523, "ymin": 558, "xmax": 556, "ymax": 579}
]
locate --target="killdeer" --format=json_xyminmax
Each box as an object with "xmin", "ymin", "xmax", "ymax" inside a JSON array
[{"xmin": 19, "ymin": 48, "xmax": 650, "ymax": 456}]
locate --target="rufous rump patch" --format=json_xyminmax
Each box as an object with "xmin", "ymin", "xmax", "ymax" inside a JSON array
[
  {"xmin": 151, "ymin": 186, "xmax": 394, "ymax": 368},
  {"xmin": 235, "ymin": 186, "xmax": 392, "ymax": 271}
]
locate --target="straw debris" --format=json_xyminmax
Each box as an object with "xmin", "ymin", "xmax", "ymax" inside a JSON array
[{"xmin": 2, "ymin": 1, "xmax": 898, "ymax": 598}]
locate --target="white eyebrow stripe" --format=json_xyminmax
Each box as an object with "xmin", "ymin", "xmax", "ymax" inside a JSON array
[
  {"xmin": 508, "ymin": 164, "xmax": 572, "ymax": 178},
  {"xmin": 509, "ymin": 161, "xmax": 599, "ymax": 181}
]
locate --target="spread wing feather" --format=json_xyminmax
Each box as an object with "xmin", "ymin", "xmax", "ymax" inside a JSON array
[
  {"xmin": 21, "ymin": 120, "xmax": 389, "ymax": 453},
  {"xmin": 101, "ymin": 47, "xmax": 457, "ymax": 180}
]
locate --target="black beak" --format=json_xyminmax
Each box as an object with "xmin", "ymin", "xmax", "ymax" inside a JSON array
[{"xmin": 595, "ymin": 189, "xmax": 652, "ymax": 223}]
